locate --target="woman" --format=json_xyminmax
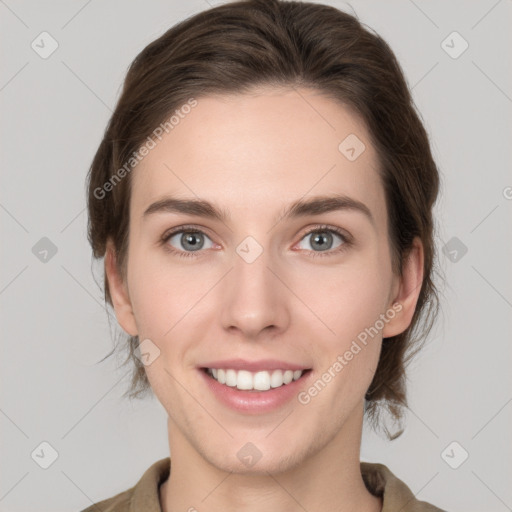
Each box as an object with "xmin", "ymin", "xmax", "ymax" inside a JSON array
[{"xmin": 84, "ymin": 0, "xmax": 444, "ymax": 510}]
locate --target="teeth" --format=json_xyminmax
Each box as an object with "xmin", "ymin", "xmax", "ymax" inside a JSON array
[
  {"xmin": 206, "ymin": 368, "xmax": 305, "ymax": 391},
  {"xmin": 270, "ymin": 369, "xmax": 284, "ymax": 388}
]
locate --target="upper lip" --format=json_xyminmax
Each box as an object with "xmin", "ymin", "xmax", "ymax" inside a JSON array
[{"xmin": 200, "ymin": 358, "xmax": 311, "ymax": 372}]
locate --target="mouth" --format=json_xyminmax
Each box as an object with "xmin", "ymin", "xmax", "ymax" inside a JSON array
[{"xmin": 201, "ymin": 367, "xmax": 313, "ymax": 392}]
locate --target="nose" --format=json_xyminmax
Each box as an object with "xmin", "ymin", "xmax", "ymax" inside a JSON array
[{"xmin": 219, "ymin": 243, "xmax": 290, "ymax": 340}]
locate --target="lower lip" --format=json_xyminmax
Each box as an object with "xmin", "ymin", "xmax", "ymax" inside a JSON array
[{"xmin": 198, "ymin": 368, "xmax": 312, "ymax": 414}]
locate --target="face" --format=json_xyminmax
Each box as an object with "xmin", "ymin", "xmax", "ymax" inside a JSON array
[{"xmin": 107, "ymin": 86, "xmax": 420, "ymax": 475}]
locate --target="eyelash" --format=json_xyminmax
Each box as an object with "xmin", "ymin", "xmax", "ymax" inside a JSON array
[{"xmin": 160, "ymin": 224, "xmax": 352, "ymax": 259}]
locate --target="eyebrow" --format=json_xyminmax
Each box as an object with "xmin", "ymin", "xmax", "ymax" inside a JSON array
[{"xmin": 142, "ymin": 193, "xmax": 374, "ymax": 227}]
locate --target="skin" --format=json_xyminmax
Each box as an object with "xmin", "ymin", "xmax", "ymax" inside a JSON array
[{"xmin": 105, "ymin": 86, "xmax": 423, "ymax": 512}]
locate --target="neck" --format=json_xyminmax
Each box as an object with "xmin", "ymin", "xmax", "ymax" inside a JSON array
[{"xmin": 160, "ymin": 405, "xmax": 381, "ymax": 512}]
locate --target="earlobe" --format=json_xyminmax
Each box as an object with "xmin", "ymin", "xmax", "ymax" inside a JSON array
[
  {"xmin": 104, "ymin": 240, "xmax": 138, "ymax": 336},
  {"xmin": 382, "ymin": 237, "xmax": 424, "ymax": 338}
]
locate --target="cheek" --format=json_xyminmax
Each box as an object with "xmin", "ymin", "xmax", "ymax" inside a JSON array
[
  {"xmin": 305, "ymin": 262, "xmax": 387, "ymax": 404},
  {"xmin": 126, "ymin": 247, "xmax": 221, "ymax": 358},
  {"xmin": 301, "ymin": 253, "xmax": 392, "ymax": 346},
  {"xmin": 126, "ymin": 248, "xmax": 185, "ymax": 337}
]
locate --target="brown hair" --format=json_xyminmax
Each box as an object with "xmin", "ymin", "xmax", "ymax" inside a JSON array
[{"xmin": 87, "ymin": 0, "xmax": 441, "ymax": 438}]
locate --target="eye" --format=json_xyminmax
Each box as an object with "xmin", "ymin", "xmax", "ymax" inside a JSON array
[
  {"xmin": 161, "ymin": 226, "xmax": 215, "ymax": 258},
  {"xmin": 160, "ymin": 224, "xmax": 352, "ymax": 259},
  {"xmin": 295, "ymin": 225, "xmax": 350, "ymax": 257}
]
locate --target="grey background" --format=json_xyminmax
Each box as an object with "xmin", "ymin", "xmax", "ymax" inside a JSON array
[{"xmin": 1, "ymin": 0, "xmax": 511, "ymax": 511}]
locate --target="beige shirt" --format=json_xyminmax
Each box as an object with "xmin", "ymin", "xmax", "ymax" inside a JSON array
[{"xmin": 80, "ymin": 457, "xmax": 446, "ymax": 511}]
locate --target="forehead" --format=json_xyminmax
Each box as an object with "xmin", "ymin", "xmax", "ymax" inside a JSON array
[{"xmin": 130, "ymin": 87, "xmax": 386, "ymax": 226}]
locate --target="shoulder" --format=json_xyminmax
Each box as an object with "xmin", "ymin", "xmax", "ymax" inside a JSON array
[
  {"xmin": 361, "ymin": 462, "xmax": 447, "ymax": 512},
  {"xmin": 80, "ymin": 489, "xmax": 132, "ymax": 512},
  {"xmin": 79, "ymin": 457, "xmax": 171, "ymax": 512}
]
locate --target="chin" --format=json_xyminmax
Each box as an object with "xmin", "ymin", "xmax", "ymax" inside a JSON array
[{"xmin": 200, "ymin": 435, "xmax": 312, "ymax": 476}]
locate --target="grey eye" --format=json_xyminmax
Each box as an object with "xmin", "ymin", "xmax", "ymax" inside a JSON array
[
  {"xmin": 297, "ymin": 230, "xmax": 345, "ymax": 252},
  {"xmin": 167, "ymin": 231, "xmax": 214, "ymax": 252}
]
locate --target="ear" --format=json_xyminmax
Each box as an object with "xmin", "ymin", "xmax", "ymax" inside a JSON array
[
  {"xmin": 104, "ymin": 239, "xmax": 138, "ymax": 336},
  {"xmin": 382, "ymin": 237, "xmax": 424, "ymax": 338}
]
